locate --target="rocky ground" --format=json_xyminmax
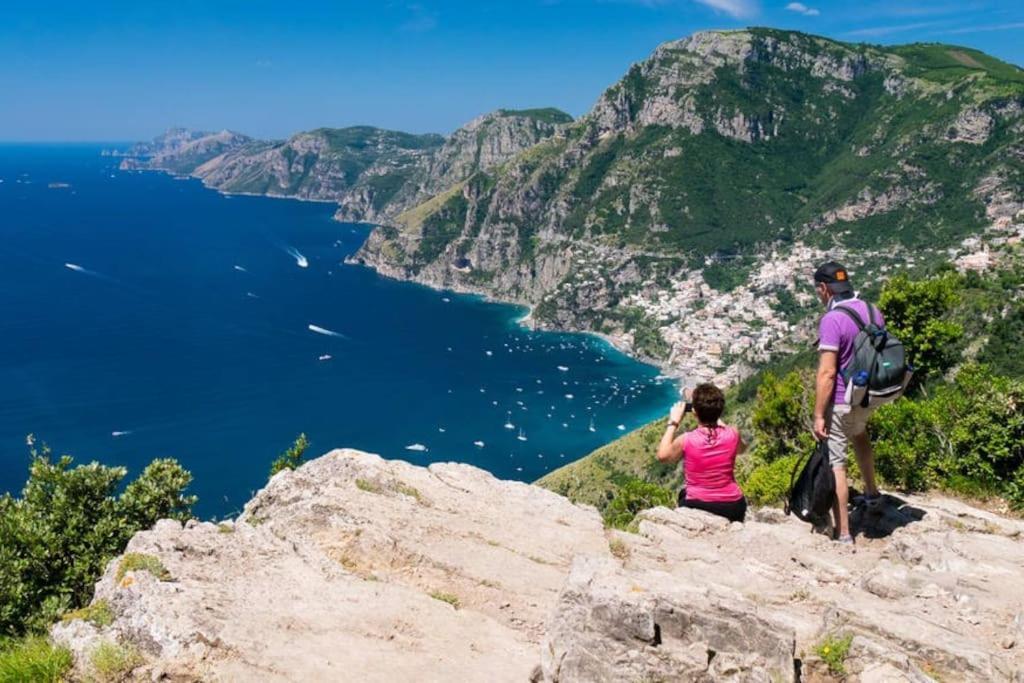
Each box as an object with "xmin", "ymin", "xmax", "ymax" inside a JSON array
[{"xmin": 53, "ymin": 449, "xmax": 1024, "ymax": 681}]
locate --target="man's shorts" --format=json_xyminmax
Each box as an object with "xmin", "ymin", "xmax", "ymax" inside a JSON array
[{"xmin": 826, "ymin": 404, "xmax": 875, "ymax": 468}]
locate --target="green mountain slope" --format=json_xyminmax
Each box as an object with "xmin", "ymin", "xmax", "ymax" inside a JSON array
[{"xmin": 356, "ymin": 29, "xmax": 1024, "ymax": 381}]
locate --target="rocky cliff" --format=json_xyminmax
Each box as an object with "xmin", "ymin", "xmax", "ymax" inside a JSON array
[
  {"xmin": 120, "ymin": 108, "xmax": 571, "ymax": 223},
  {"xmin": 354, "ymin": 28, "xmax": 1024, "ymax": 381},
  {"xmin": 53, "ymin": 448, "xmax": 1024, "ymax": 681}
]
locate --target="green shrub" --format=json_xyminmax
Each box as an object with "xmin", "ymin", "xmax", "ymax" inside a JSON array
[
  {"xmin": 750, "ymin": 370, "xmax": 815, "ymax": 463},
  {"xmin": 740, "ymin": 455, "xmax": 800, "ymax": 506},
  {"xmin": 90, "ymin": 640, "xmax": 143, "ymax": 682},
  {"xmin": 269, "ymin": 433, "xmax": 310, "ymax": 478},
  {"xmin": 0, "ymin": 636, "xmax": 72, "ymax": 683},
  {"xmin": 602, "ymin": 478, "xmax": 675, "ymax": 530},
  {"xmin": 815, "ymin": 633, "xmax": 853, "ymax": 675},
  {"xmin": 878, "ymin": 273, "xmax": 963, "ymax": 383},
  {"xmin": 871, "ymin": 364, "xmax": 1024, "ymax": 507},
  {"xmin": 0, "ymin": 438, "xmax": 194, "ymax": 637}
]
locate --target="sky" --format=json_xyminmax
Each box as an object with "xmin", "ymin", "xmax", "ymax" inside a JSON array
[{"xmin": 1, "ymin": 0, "xmax": 1022, "ymax": 141}]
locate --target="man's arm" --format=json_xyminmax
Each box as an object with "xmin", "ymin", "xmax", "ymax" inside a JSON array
[{"xmin": 813, "ymin": 350, "xmax": 838, "ymax": 440}]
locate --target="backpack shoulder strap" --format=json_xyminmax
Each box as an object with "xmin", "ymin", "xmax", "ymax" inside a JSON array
[{"xmin": 831, "ymin": 302, "xmax": 867, "ymax": 332}]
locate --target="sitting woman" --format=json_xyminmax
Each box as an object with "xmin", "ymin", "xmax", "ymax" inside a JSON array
[{"xmin": 656, "ymin": 383, "xmax": 747, "ymax": 523}]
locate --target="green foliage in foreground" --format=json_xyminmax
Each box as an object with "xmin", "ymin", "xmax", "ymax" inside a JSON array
[
  {"xmin": 878, "ymin": 272, "xmax": 964, "ymax": 383},
  {"xmin": 0, "ymin": 438, "xmax": 194, "ymax": 637},
  {"xmin": 269, "ymin": 433, "xmax": 310, "ymax": 478},
  {"xmin": 90, "ymin": 640, "xmax": 143, "ymax": 682},
  {"xmin": 872, "ymin": 364, "xmax": 1024, "ymax": 507},
  {"xmin": 602, "ymin": 479, "xmax": 675, "ymax": 530},
  {"xmin": 815, "ymin": 633, "xmax": 853, "ymax": 676},
  {"xmin": 0, "ymin": 636, "xmax": 72, "ymax": 683}
]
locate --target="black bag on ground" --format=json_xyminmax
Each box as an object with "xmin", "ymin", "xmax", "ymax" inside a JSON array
[{"xmin": 785, "ymin": 440, "xmax": 835, "ymax": 524}]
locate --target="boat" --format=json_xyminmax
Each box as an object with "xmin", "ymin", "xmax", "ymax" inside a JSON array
[
  {"xmin": 588, "ymin": 417, "xmax": 596, "ymax": 433},
  {"xmin": 504, "ymin": 412, "xmax": 515, "ymax": 430},
  {"xmin": 517, "ymin": 428, "xmax": 527, "ymax": 442}
]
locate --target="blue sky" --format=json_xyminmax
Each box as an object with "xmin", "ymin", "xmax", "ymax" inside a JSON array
[{"xmin": 2, "ymin": 0, "xmax": 1022, "ymax": 141}]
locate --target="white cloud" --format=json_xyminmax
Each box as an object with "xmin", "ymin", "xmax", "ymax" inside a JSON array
[
  {"xmin": 845, "ymin": 20, "xmax": 950, "ymax": 37},
  {"xmin": 694, "ymin": 0, "xmax": 759, "ymax": 19},
  {"xmin": 785, "ymin": 2, "xmax": 820, "ymax": 16},
  {"xmin": 938, "ymin": 21, "xmax": 1024, "ymax": 35}
]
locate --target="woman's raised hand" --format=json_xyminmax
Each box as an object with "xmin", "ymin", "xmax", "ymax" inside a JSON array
[{"xmin": 668, "ymin": 401, "xmax": 687, "ymax": 425}]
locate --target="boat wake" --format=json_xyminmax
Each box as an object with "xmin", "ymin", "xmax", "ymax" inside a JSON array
[
  {"xmin": 308, "ymin": 324, "xmax": 349, "ymax": 340},
  {"xmin": 285, "ymin": 246, "xmax": 309, "ymax": 268}
]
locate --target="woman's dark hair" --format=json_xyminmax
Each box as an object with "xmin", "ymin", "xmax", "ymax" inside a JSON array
[{"xmin": 692, "ymin": 383, "xmax": 725, "ymax": 426}]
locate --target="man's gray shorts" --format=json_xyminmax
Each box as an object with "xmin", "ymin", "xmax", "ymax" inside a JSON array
[{"xmin": 826, "ymin": 404, "xmax": 875, "ymax": 468}]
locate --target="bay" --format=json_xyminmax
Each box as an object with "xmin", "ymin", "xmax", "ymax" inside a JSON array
[{"xmin": 0, "ymin": 144, "xmax": 676, "ymax": 517}]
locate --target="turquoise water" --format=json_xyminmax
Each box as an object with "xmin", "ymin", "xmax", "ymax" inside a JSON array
[{"xmin": 0, "ymin": 144, "xmax": 677, "ymax": 517}]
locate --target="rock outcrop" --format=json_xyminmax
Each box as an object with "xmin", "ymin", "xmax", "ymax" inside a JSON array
[{"xmin": 54, "ymin": 449, "xmax": 1024, "ymax": 681}]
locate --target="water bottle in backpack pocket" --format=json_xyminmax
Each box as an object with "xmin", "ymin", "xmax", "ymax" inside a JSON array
[{"xmin": 834, "ymin": 302, "xmax": 913, "ymax": 408}]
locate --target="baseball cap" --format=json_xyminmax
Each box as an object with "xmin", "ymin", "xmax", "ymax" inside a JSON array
[{"xmin": 813, "ymin": 261, "xmax": 854, "ymax": 295}]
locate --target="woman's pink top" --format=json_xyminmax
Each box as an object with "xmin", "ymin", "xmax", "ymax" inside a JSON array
[{"xmin": 681, "ymin": 425, "xmax": 743, "ymax": 503}]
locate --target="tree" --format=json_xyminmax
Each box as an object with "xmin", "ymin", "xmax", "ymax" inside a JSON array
[
  {"xmin": 878, "ymin": 273, "xmax": 963, "ymax": 383},
  {"xmin": 0, "ymin": 437, "xmax": 195, "ymax": 636}
]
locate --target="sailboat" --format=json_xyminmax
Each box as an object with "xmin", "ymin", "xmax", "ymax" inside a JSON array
[
  {"xmin": 517, "ymin": 428, "xmax": 527, "ymax": 442},
  {"xmin": 588, "ymin": 417, "xmax": 596, "ymax": 433},
  {"xmin": 504, "ymin": 411, "xmax": 515, "ymax": 430}
]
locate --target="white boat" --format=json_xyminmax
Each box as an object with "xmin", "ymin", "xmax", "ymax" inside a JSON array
[
  {"xmin": 504, "ymin": 412, "xmax": 515, "ymax": 430},
  {"xmin": 318, "ymin": 354, "xmax": 332, "ymax": 361},
  {"xmin": 517, "ymin": 428, "xmax": 527, "ymax": 442},
  {"xmin": 588, "ymin": 417, "xmax": 596, "ymax": 433},
  {"xmin": 473, "ymin": 440, "xmax": 485, "ymax": 448}
]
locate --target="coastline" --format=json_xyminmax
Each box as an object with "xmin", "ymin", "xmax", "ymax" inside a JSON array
[{"xmin": 126, "ymin": 160, "xmax": 684, "ymax": 387}]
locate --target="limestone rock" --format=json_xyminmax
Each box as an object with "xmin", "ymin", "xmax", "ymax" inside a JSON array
[{"xmin": 54, "ymin": 450, "xmax": 1024, "ymax": 681}]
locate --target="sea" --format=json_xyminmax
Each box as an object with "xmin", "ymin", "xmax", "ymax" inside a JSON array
[{"xmin": 0, "ymin": 144, "xmax": 678, "ymax": 517}]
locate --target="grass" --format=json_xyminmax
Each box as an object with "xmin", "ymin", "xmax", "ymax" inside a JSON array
[
  {"xmin": 355, "ymin": 478, "xmax": 425, "ymax": 504},
  {"xmin": 0, "ymin": 636, "xmax": 73, "ymax": 683},
  {"xmin": 115, "ymin": 553, "xmax": 171, "ymax": 583},
  {"xmin": 815, "ymin": 633, "xmax": 853, "ymax": 675},
  {"xmin": 608, "ymin": 537, "xmax": 631, "ymax": 561},
  {"xmin": 90, "ymin": 640, "xmax": 143, "ymax": 682},
  {"xmin": 61, "ymin": 599, "xmax": 114, "ymax": 628},
  {"xmin": 429, "ymin": 591, "xmax": 461, "ymax": 609}
]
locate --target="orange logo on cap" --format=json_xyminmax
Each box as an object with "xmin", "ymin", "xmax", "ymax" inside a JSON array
[{"xmin": 836, "ymin": 270, "xmax": 847, "ymax": 281}]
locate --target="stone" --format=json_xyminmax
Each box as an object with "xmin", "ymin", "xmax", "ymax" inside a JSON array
[{"xmin": 53, "ymin": 449, "xmax": 1024, "ymax": 681}]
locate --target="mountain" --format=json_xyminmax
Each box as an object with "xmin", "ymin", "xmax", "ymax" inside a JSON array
[
  {"xmin": 120, "ymin": 128, "xmax": 254, "ymax": 175},
  {"xmin": 51, "ymin": 448, "xmax": 1024, "ymax": 681},
  {"xmin": 120, "ymin": 108, "xmax": 572, "ymax": 222},
  {"xmin": 354, "ymin": 29, "xmax": 1024, "ymax": 383}
]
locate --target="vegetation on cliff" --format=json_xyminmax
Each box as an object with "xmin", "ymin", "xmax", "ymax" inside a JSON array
[
  {"xmin": 539, "ymin": 263, "xmax": 1024, "ymax": 521},
  {"xmin": 0, "ymin": 439, "xmax": 195, "ymax": 638}
]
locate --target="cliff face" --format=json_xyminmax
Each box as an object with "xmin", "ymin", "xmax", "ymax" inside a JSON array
[
  {"xmin": 354, "ymin": 28, "xmax": 1024, "ymax": 380},
  {"xmin": 120, "ymin": 109, "xmax": 571, "ymax": 223},
  {"xmin": 53, "ymin": 449, "xmax": 1024, "ymax": 681}
]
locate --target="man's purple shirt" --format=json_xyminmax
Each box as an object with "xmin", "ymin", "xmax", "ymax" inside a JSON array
[{"xmin": 818, "ymin": 296, "xmax": 884, "ymax": 405}]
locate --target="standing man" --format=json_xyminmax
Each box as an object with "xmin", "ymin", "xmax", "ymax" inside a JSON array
[{"xmin": 812, "ymin": 262, "xmax": 882, "ymax": 546}]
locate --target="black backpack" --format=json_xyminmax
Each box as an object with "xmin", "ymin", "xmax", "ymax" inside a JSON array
[
  {"xmin": 832, "ymin": 301, "xmax": 911, "ymax": 408},
  {"xmin": 785, "ymin": 440, "xmax": 835, "ymax": 525}
]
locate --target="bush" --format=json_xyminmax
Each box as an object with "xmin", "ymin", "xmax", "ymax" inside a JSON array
[
  {"xmin": 878, "ymin": 273, "xmax": 963, "ymax": 382},
  {"xmin": 602, "ymin": 478, "xmax": 675, "ymax": 530},
  {"xmin": 269, "ymin": 433, "xmax": 310, "ymax": 478},
  {"xmin": 750, "ymin": 370, "xmax": 815, "ymax": 463},
  {"xmin": 0, "ymin": 438, "xmax": 195, "ymax": 637},
  {"xmin": 740, "ymin": 455, "xmax": 800, "ymax": 506},
  {"xmin": 0, "ymin": 636, "xmax": 72, "ymax": 683},
  {"xmin": 871, "ymin": 364, "xmax": 1024, "ymax": 507}
]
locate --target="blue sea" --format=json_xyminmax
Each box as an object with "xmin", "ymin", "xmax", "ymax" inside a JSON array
[{"xmin": 0, "ymin": 144, "xmax": 677, "ymax": 517}]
